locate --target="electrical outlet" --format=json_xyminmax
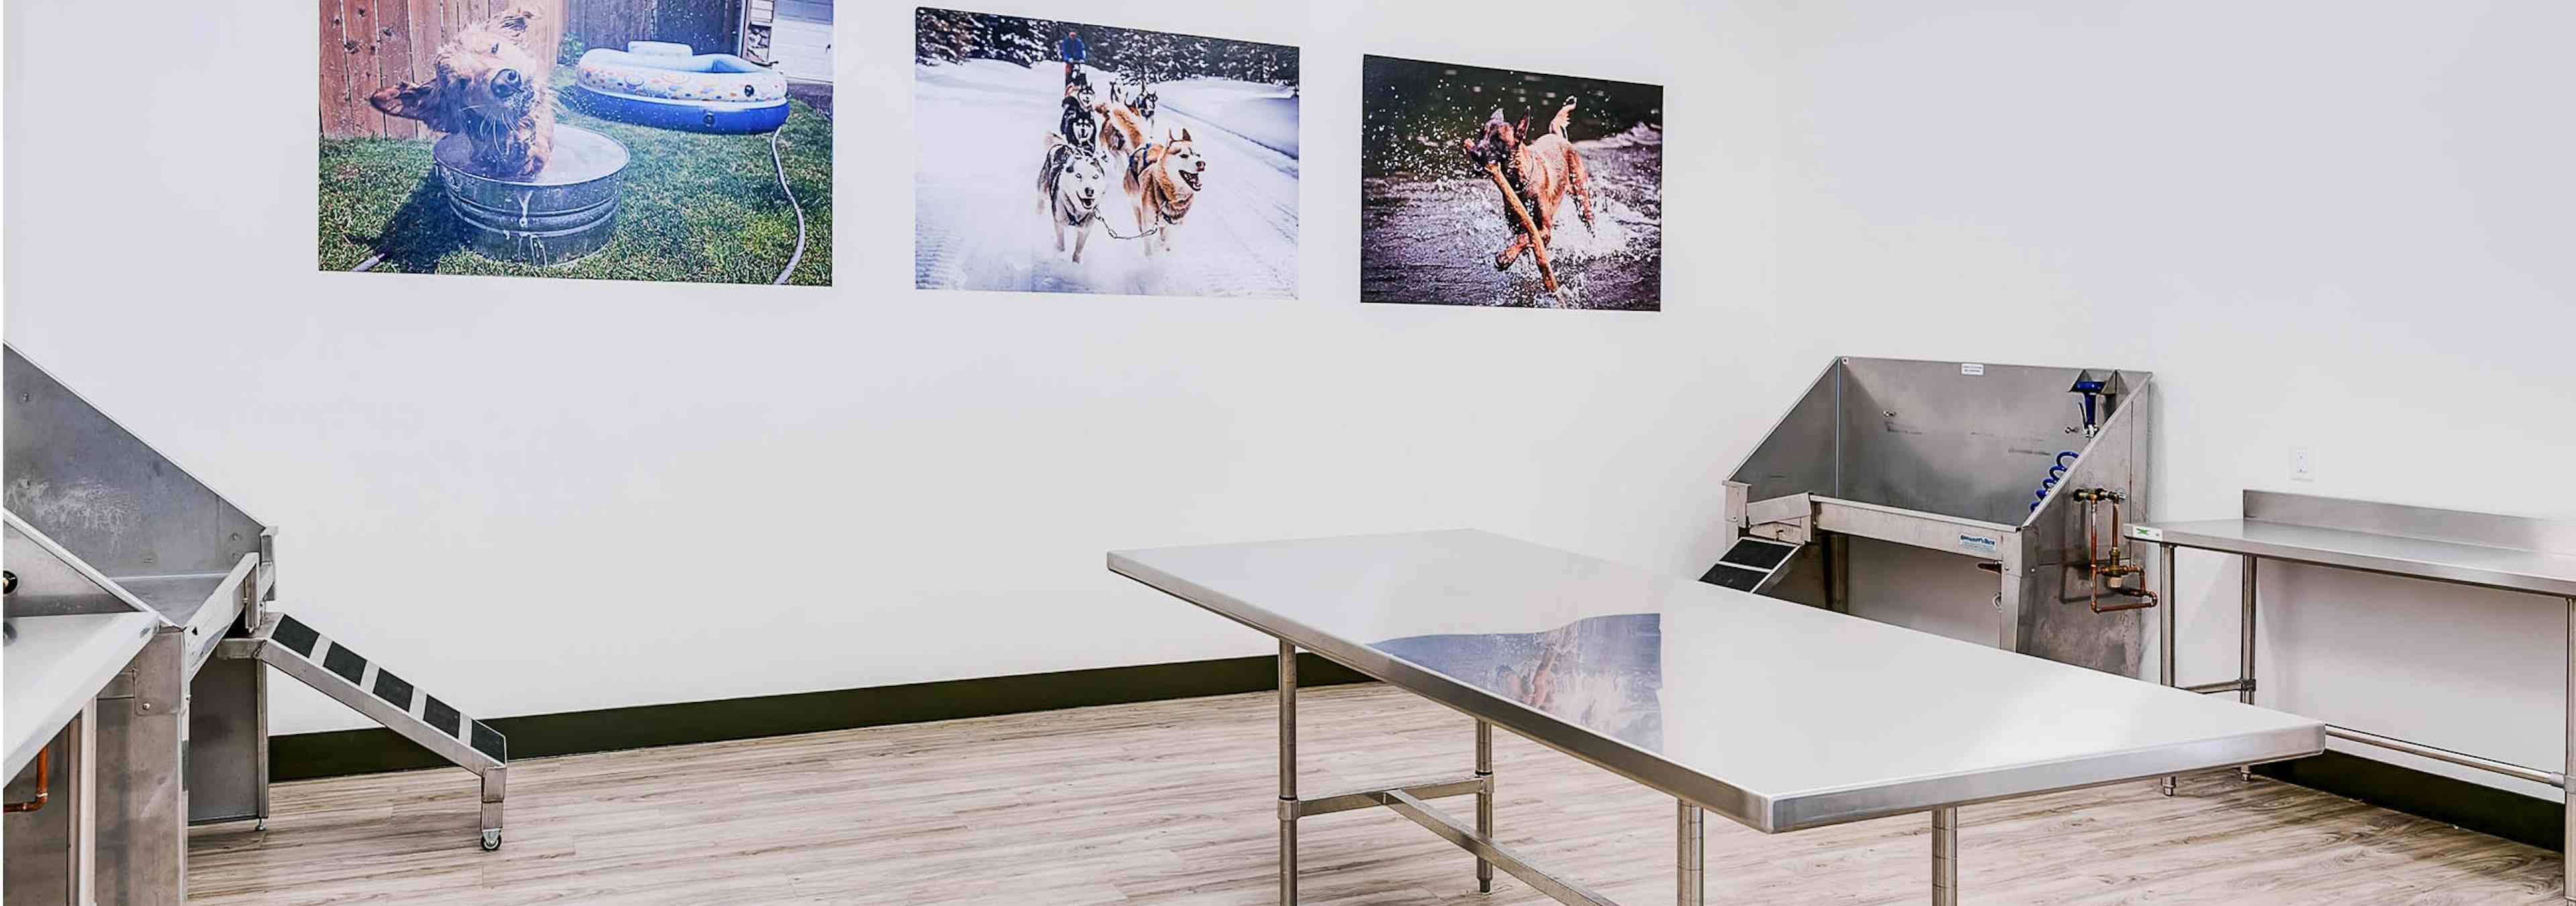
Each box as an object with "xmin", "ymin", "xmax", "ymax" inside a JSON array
[{"xmin": 2290, "ymin": 446, "xmax": 2315, "ymax": 483}]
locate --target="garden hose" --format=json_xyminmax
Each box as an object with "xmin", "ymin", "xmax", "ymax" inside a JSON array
[{"xmin": 768, "ymin": 121, "xmax": 808, "ymax": 285}]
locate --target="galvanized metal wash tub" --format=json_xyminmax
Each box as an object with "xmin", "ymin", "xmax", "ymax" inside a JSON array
[{"xmin": 433, "ymin": 124, "xmax": 628, "ymax": 266}]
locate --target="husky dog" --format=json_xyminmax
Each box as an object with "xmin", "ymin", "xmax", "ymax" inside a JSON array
[
  {"xmin": 1059, "ymin": 89, "xmax": 1099, "ymax": 148},
  {"xmin": 1110, "ymin": 81, "xmax": 1161, "ymax": 134},
  {"xmin": 1093, "ymin": 93, "xmax": 1148, "ymax": 158},
  {"xmin": 1463, "ymin": 99, "xmax": 1598, "ymax": 272},
  {"xmin": 1038, "ymin": 135, "xmax": 1110, "ymax": 262},
  {"xmin": 1123, "ymin": 128, "xmax": 1205, "ymax": 256},
  {"xmin": 1130, "ymin": 83, "xmax": 1160, "ymax": 133},
  {"xmin": 1065, "ymin": 67, "xmax": 1097, "ymax": 108},
  {"xmin": 368, "ymin": 8, "xmax": 554, "ymax": 179}
]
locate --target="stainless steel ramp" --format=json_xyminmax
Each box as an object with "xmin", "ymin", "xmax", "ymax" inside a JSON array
[
  {"xmin": 221, "ymin": 613, "xmax": 508, "ymax": 850},
  {"xmin": 1699, "ymin": 537, "xmax": 1802, "ymax": 593}
]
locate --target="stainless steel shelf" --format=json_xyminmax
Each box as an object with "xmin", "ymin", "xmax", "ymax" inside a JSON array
[{"xmin": 2141, "ymin": 497, "xmax": 2576, "ymax": 598}]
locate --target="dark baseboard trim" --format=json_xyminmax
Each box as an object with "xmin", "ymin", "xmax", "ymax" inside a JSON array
[
  {"xmin": 277, "ymin": 661, "xmax": 2563, "ymax": 854},
  {"xmin": 270, "ymin": 652, "xmax": 1371, "ymax": 783},
  {"xmin": 2255, "ymin": 750, "xmax": 2562, "ymax": 852}
]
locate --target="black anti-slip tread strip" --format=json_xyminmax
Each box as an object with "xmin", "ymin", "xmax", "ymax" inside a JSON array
[
  {"xmin": 423, "ymin": 697, "xmax": 463, "ymax": 738},
  {"xmin": 1698, "ymin": 562, "xmax": 1768, "ymax": 591},
  {"xmin": 470, "ymin": 721, "xmax": 507, "ymax": 762},
  {"xmin": 323, "ymin": 644, "xmax": 367, "ymax": 685},
  {"xmin": 1719, "ymin": 538, "xmax": 1799, "ymax": 570},
  {"xmin": 372, "ymin": 670, "xmax": 416, "ymax": 711},
  {"xmin": 273, "ymin": 615, "xmax": 321, "ymax": 658}
]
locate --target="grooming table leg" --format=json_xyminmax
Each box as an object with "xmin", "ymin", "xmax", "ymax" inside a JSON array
[
  {"xmin": 1476, "ymin": 720, "xmax": 1494, "ymax": 894},
  {"xmin": 2241, "ymin": 556, "xmax": 2259, "ymax": 782},
  {"xmin": 1932, "ymin": 807, "xmax": 1959, "ymax": 906},
  {"xmin": 2159, "ymin": 543, "xmax": 2179, "ymax": 797},
  {"xmin": 1676, "ymin": 801, "xmax": 1703, "ymax": 906},
  {"xmin": 1279, "ymin": 640, "xmax": 1299, "ymax": 906}
]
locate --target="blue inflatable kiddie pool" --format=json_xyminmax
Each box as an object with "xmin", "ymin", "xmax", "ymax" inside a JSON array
[{"xmin": 574, "ymin": 42, "xmax": 790, "ymax": 134}]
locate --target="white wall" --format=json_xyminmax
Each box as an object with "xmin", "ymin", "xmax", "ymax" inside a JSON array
[
  {"xmin": 10, "ymin": 0, "xmax": 2565, "ymax": 803},
  {"xmin": 1, "ymin": 1, "xmax": 1780, "ymax": 735},
  {"xmin": 1770, "ymin": 1, "xmax": 2576, "ymax": 796}
]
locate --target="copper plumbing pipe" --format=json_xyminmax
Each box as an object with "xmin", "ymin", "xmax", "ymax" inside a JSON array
[
  {"xmin": 2081, "ymin": 494, "xmax": 2158, "ymax": 613},
  {"xmin": 3, "ymin": 748, "xmax": 49, "ymax": 813}
]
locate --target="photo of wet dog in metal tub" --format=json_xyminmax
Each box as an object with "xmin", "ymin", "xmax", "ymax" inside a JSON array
[
  {"xmin": 433, "ymin": 124, "xmax": 628, "ymax": 266},
  {"xmin": 317, "ymin": 1, "xmax": 832, "ymax": 285}
]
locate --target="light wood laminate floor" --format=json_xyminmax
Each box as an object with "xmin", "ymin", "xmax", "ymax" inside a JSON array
[{"xmin": 189, "ymin": 684, "xmax": 2564, "ymax": 904}]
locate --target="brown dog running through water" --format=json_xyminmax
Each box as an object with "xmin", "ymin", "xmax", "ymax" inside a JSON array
[
  {"xmin": 1124, "ymin": 128, "xmax": 1206, "ymax": 256},
  {"xmin": 369, "ymin": 8, "xmax": 555, "ymax": 179},
  {"xmin": 1463, "ymin": 100, "xmax": 1597, "ymax": 292}
]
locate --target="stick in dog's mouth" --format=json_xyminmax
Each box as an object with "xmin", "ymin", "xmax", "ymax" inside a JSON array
[{"xmin": 1485, "ymin": 162, "xmax": 1560, "ymax": 294}]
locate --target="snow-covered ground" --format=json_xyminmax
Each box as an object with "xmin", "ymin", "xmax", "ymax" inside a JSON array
[{"xmin": 915, "ymin": 60, "xmax": 1299, "ymax": 298}]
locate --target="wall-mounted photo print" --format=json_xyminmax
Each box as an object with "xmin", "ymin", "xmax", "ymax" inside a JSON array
[
  {"xmin": 1361, "ymin": 55, "xmax": 1662, "ymax": 310},
  {"xmin": 914, "ymin": 8, "xmax": 1299, "ymax": 298},
  {"xmin": 318, "ymin": 1, "xmax": 833, "ymax": 285}
]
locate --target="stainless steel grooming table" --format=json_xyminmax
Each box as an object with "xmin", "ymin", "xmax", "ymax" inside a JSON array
[
  {"xmin": 1110, "ymin": 530, "xmax": 2324, "ymax": 905},
  {"xmin": 2135, "ymin": 490, "xmax": 2576, "ymax": 901}
]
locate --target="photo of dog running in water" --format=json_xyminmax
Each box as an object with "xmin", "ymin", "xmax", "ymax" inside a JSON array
[
  {"xmin": 1464, "ymin": 101, "xmax": 1598, "ymax": 292},
  {"xmin": 1360, "ymin": 55, "xmax": 1663, "ymax": 309},
  {"xmin": 914, "ymin": 9, "xmax": 1300, "ymax": 298}
]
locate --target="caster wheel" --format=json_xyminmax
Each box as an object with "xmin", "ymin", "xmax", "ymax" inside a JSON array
[
  {"xmin": 480, "ymin": 829, "xmax": 502, "ymax": 852},
  {"xmin": 254, "ymin": 819, "xmax": 267, "ymax": 832}
]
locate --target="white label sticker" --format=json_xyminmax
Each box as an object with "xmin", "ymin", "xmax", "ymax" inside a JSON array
[
  {"xmin": 2129, "ymin": 525, "xmax": 2163, "ymax": 542},
  {"xmin": 1957, "ymin": 533, "xmax": 2000, "ymax": 555},
  {"xmin": 1960, "ymin": 362, "xmax": 1985, "ymax": 376}
]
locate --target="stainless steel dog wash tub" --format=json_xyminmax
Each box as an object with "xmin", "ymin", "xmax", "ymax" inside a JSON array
[{"xmin": 434, "ymin": 124, "xmax": 628, "ymax": 265}]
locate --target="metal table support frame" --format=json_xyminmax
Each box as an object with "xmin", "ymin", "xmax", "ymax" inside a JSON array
[
  {"xmin": 2143, "ymin": 491, "xmax": 2576, "ymax": 901},
  {"xmin": 1272, "ymin": 642, "xmax": 1960, "ymax": 905}
]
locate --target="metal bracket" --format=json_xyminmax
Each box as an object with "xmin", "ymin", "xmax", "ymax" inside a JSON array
[
  {"xmin": 1283, "ymin": 772, "xmax": 1613, "ymax": 906},
  {"xmin": 1745, "ymin": 493, "xmax": 1817, "ymax": 544},
  {"xmin": 1379, "ymin": 789, "xmax": 1619, "ymax": 906},
  {"xmin": 1293, "ymin": 774, "xmax": 1484, "ymax": 819}
]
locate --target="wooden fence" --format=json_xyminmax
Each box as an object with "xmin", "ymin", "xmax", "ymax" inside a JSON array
[
  {"xmin": 319, "ymin": 0, "xmax": 567, "ymax": 139},
  {"xmin": 563, "ymin": 0, "xmax": 745, "ymax": 66}
]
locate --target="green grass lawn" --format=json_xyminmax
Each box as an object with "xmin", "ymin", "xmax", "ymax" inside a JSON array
[{"xmin": 319, "ymin": 67, "xmax": 831, "ymax": 285}]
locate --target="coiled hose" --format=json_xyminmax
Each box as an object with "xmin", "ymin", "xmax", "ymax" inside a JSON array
[{"xmin": 2031, "ymin": 451, "xmax": 2080, "ymax": 511}]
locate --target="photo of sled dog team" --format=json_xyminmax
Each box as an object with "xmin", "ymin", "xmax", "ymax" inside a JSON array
[
  {"xmin": 916, "ymin": 9, "xmax": 1300, "ymax": 299},
  {"xmin": 1042, "ymin": 57, "xmax": 1203, "ymax": 263}
]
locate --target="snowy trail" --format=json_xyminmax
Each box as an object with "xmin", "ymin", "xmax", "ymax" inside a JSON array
[{"xmin": 916, "ymin": 61, "xmax": 1299, "ymax": 298}]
